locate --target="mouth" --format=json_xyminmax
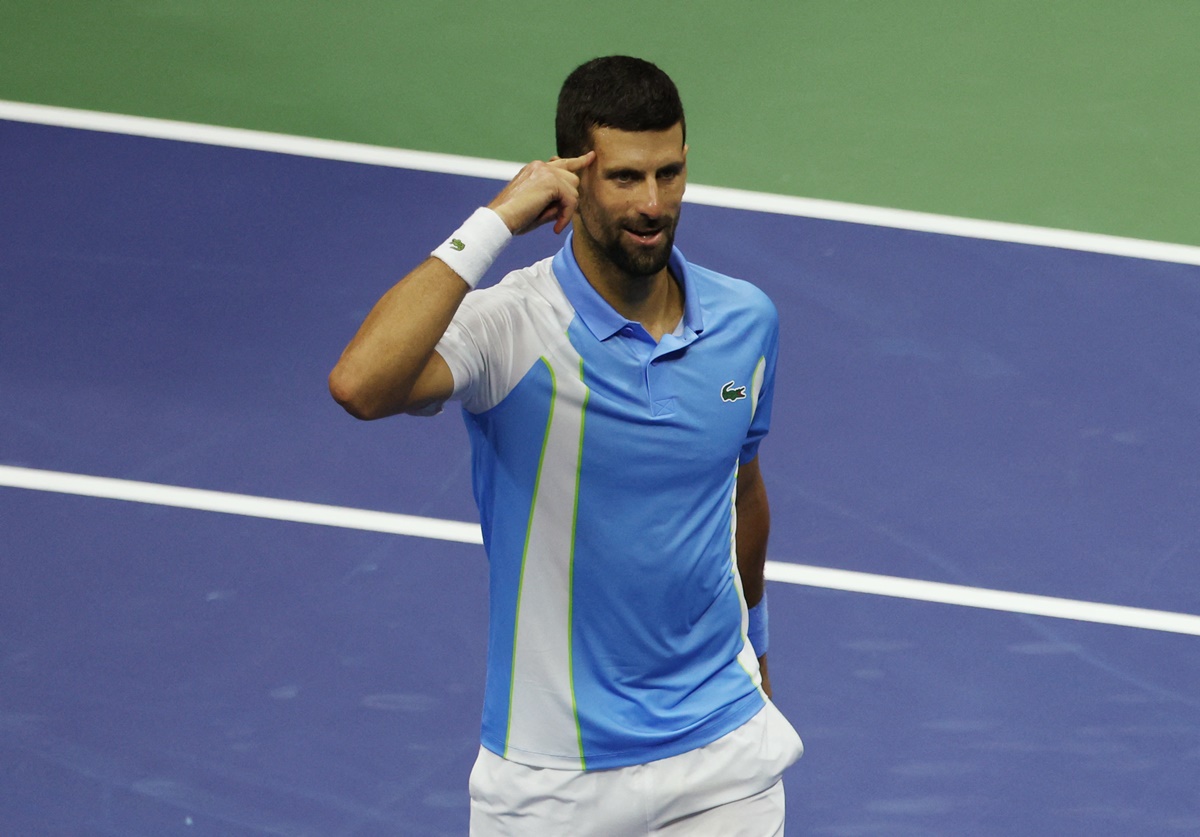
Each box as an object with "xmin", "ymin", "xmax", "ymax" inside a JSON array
[{"xmin": 624, "ymin": 227, "xmax": 666, "ymax": 246}]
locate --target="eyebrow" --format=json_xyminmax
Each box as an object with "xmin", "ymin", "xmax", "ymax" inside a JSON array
[{"xmin": 604, "ymin": 162, "xmax": 685, "ymax": 179}]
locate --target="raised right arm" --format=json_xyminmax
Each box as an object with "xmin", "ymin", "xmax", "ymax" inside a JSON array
[{"xmin": 327, "ymin": 152, "xmax": 594, "ymax": 420}]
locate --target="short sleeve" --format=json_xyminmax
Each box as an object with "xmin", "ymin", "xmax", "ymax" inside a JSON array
[
  {"xmin": 432, "ymin": 283, "xmax": 531, "ymax": 415},
  {"xmin": 739, "ymin": 299, "xmax": 780, "ymax": 464}
]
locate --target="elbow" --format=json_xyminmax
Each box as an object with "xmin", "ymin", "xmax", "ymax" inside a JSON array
[{"xmin": 328, "ymin": 366, "xmax": 386, "ymax": 421}]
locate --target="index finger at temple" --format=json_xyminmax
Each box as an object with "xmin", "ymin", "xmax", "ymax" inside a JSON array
[{"xmin": 555, "ymin": 150, "xmax": 595, "ymax": 172}]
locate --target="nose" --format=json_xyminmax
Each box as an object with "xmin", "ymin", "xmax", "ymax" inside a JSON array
[{"xmin": 637, "ymin": 177, "xmax": 662, "ymax": 218}]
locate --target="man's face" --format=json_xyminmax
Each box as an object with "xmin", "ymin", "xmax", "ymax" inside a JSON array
[{"xmin": 574, "ymin": 123, "xmax": 688, "ymax": 278}]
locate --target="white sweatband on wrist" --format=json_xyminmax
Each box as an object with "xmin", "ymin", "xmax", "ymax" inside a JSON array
[{"xmin": 430, "ymin": 207, "xmax": 513, "ymax": 289}]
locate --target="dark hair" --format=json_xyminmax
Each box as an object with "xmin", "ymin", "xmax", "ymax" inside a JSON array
[{"xmin": 555, "ymin": 56, "xmax": 686, "ymax": 157}]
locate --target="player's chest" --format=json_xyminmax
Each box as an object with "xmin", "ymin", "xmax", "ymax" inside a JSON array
[{"xmin": 561, "ymin": 331, "xmax": 762, "ymax": 457}]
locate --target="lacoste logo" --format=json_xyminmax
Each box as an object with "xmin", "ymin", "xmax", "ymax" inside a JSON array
[
  {"xmin": 721, "ymin": 381, "xmax": 747, "ymax": 403},
  {"xmin": 450, "ymin": 238, "xmax": 465, "ymax": 251}
]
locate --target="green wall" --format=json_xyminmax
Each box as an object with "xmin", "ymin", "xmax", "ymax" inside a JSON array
[{"xmin": 3, "ymin": 1, "xmax": 1196, "ymax": 245}]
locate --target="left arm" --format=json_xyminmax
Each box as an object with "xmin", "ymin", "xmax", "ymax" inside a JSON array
[{"xmin": 735, "ymin": 455, "xmax": 772, "ymax": 697}]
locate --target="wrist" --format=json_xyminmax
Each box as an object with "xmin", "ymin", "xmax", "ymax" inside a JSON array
[{"xmin": 431, "ymin": 207, "xmax": 512, "ymax": 289}]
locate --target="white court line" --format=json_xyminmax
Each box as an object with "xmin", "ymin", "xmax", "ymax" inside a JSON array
[
  {"xmin": 766, "ymin": 562, "xmax": 1200, "ymax": 637},
  {"xmin": 4, "ymin": 99, "xmax": 1200, "ymax": 268},
  {"xmin": 3, "ymin": 464, "xmax": 1198, "ymax": 637},
  {"xmin": 0, "ymin": 464, "xmax": 482, "ymax": 545}
]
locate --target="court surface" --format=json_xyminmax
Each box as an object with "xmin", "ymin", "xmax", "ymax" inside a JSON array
[{"xmin": 2, "ymin": 113, "xmax": 1199, "ymax": 835}]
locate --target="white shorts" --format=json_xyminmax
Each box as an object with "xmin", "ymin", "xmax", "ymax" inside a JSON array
[{"xmin": 469, "ymin": 700, "xmax": 803, "ymax": 836}]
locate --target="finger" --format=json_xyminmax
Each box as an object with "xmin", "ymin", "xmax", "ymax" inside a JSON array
[
  {"xmin": 553, "ymin": 150, "xmax": 595, "ymax": 172},
  {"xmin": 530, "ymin": 202, "xmax": 561, "ymax": 235},
  {"xmin": 553, "ymin": 207, "xmax": 570, "ymax": 235},
  {"xmin": 553, "ymin": 176, "xmax": 585, "ymax": 234},
  {"xmin": 552, "ymin": 189, "xmax": 581, "ymax": 234}
]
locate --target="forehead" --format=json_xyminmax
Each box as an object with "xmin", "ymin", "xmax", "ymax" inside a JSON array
[{"xmin": 589, "ymin": 123, "xmax": 686, "ymax": 170}]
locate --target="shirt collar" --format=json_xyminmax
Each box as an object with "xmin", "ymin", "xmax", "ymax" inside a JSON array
[{"xmin": 552, "ymin": 231, "xmax": 704, "ymax": 342}]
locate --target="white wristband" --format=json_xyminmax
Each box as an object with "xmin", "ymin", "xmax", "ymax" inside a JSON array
[{"xmin": 430, "ymin": 207, "xmax": 513, "ymax": 289}]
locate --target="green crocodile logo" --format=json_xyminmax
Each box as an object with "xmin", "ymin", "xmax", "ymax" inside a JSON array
[
  {"xmin": 721, "ymin": 380, "xmax": 747, "ymax": 402},
  {"xmin": 450, "ymin": 238, "xmax": 465, "ymax": 251}
]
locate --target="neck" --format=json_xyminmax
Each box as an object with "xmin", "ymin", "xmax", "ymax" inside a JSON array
[{"xmin": 571, "ymin": 233, "xmax": 683, "ymax": 343}]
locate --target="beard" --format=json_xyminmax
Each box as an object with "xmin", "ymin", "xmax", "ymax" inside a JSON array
[{"xmin": 577, "ymin": 200, "xmax": 679, "ymax": 278}]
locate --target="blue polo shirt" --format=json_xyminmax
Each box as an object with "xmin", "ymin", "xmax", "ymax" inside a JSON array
[{"xmin": 433, "ymin": 234, "xmax": 779, "ymax": 770}]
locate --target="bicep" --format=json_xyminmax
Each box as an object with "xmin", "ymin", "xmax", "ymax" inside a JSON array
[{"xmin": 402, "ymin": 350, "xmax": 457, "ymax": 415}]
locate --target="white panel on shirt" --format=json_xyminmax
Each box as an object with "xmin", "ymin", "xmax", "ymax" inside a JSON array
[
  {"xmin": 434, "ymin": 257, "xmax": 593, "ymax": 765},
  {"xmin": 434, "ymin": 257, "xmax": 576, "ymax": 415}
]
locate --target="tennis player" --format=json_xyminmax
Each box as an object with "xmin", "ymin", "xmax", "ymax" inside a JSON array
[{"xmin": 330, "ymin": 55, "xmax": 802, "ymax": 835}]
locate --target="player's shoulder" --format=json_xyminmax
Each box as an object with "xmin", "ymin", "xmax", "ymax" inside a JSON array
[
  {"xmin": 470, "ymin": 256, "xmax": 553, "ymax": 300},
  {"xmin": 461, "ymin": 256, "xmax": 550, "ymax": 306},
  {"xmin": 685, "ymin": 260, "xmax": 778, "ymax": 324},
  {"xmin": 457, "ymin": 255, "xmax": 571, "ymax": 328}
]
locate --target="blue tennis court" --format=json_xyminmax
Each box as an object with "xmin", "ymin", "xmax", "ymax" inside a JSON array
[{"xmin": 2, "ymin": 115, "xmax": 1199, "ymax": 835}]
